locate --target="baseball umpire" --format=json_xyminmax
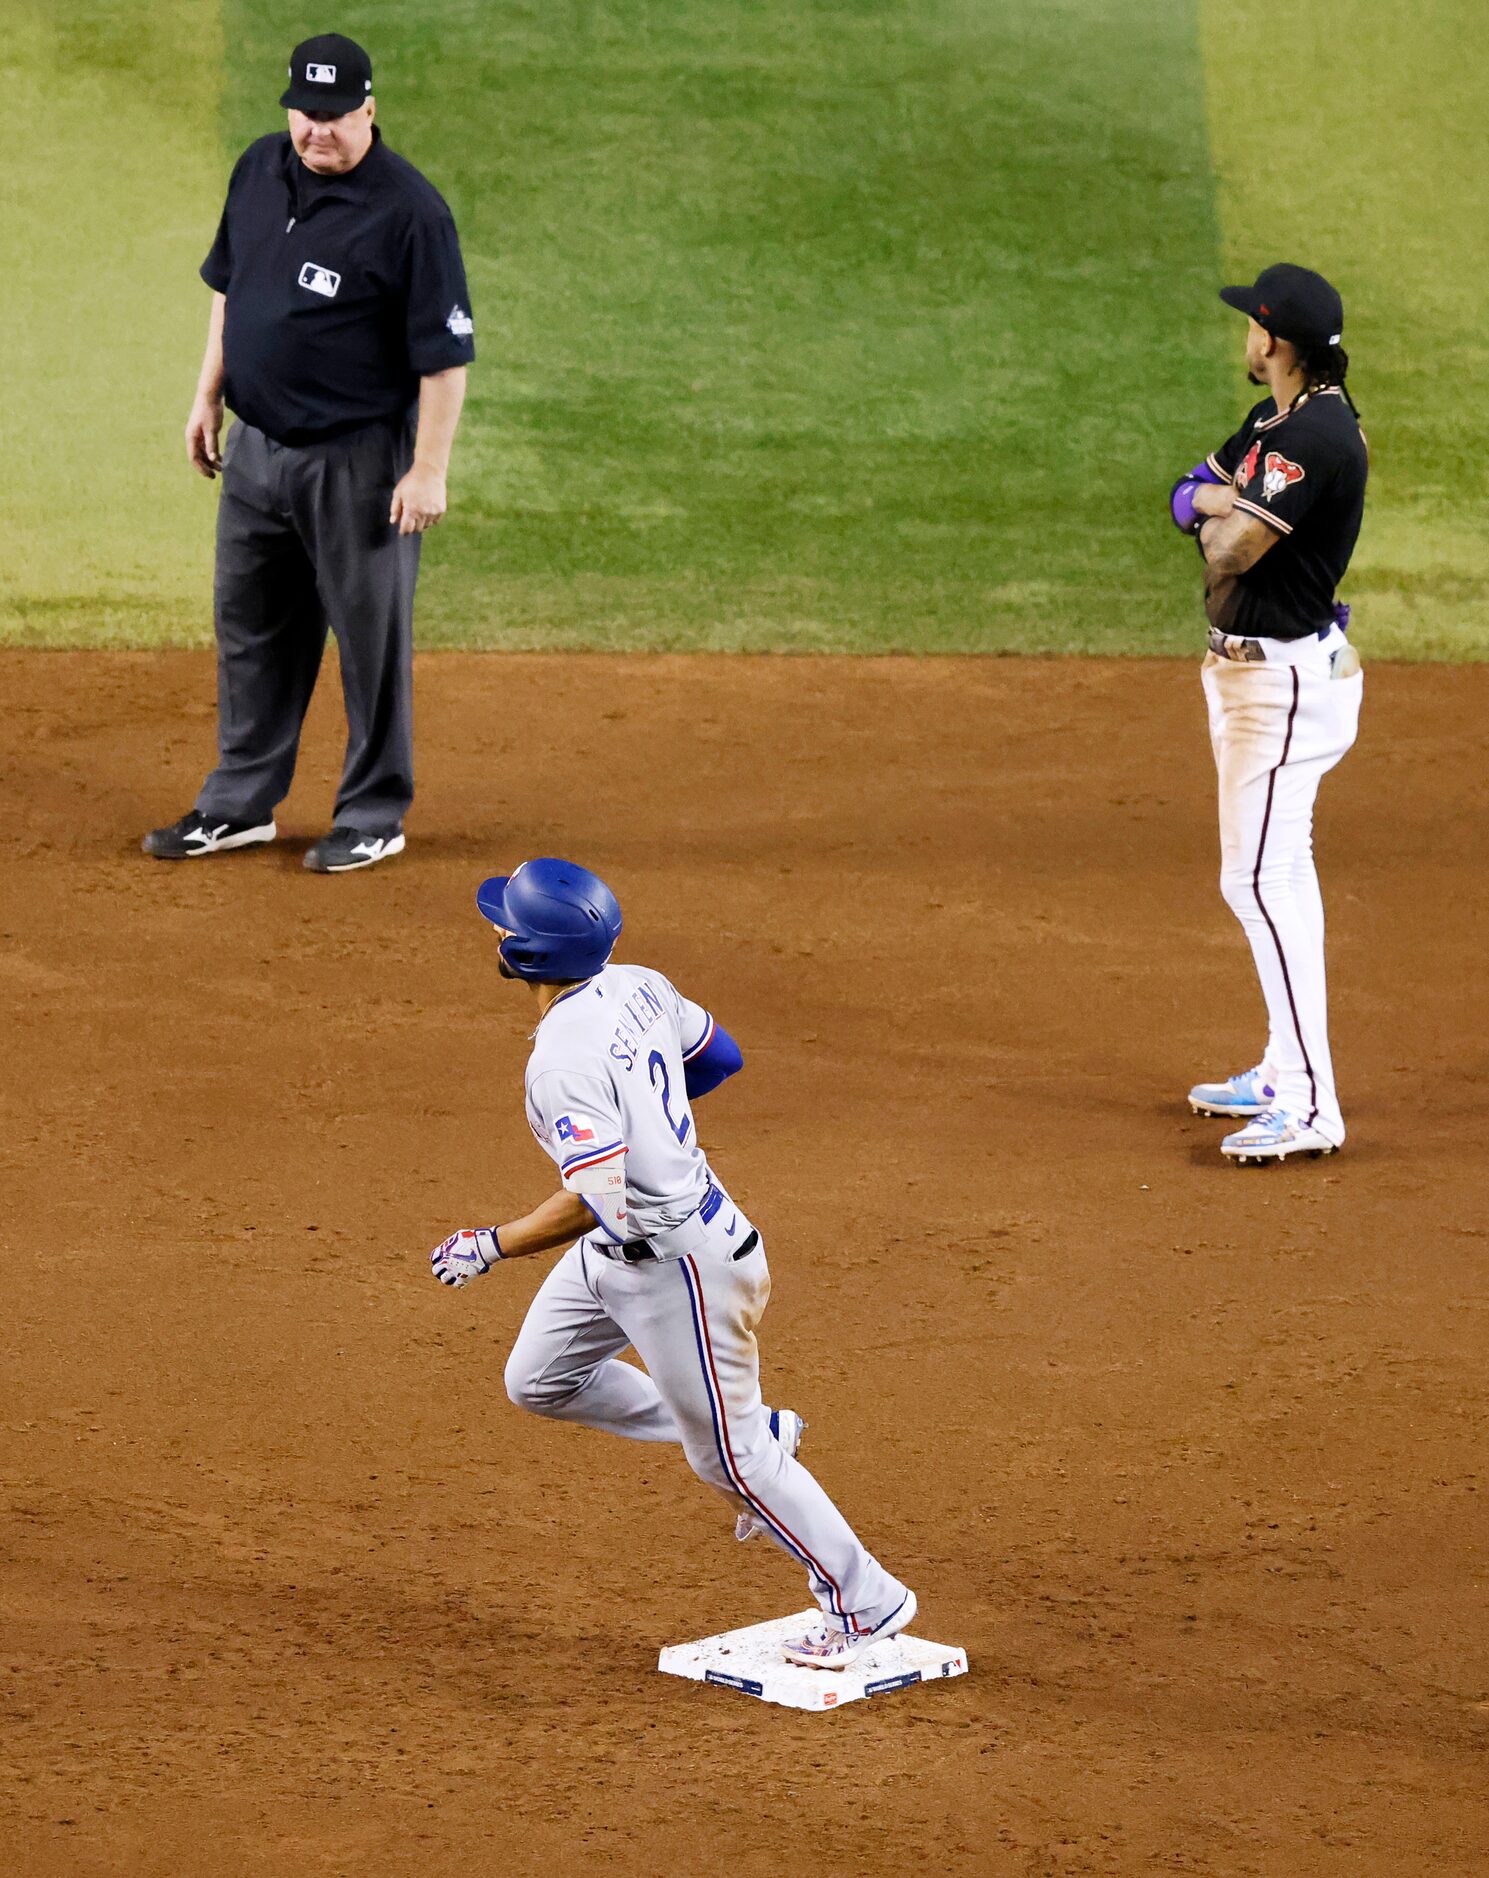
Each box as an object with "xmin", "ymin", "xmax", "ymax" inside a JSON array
[
  {"xmin": 143, "ymin": 34, "xmax": 475, "ymax": 873},
  {"xmin": 1170, "ymin": 264, "xmax": 1367, "ymax": 1163}
]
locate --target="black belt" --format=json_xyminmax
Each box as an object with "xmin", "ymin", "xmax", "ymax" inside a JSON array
[
  {"xmin": 596, "ymin": 1180, "xmax": 727, "ymax": 1263},
  {"xmin": 591, "ymin": 1233, "xmax": 661, "ymax": 1263},
  {"xmin": 599, "ymin": 1228, "xmax": 760, "ymax": 1266}
]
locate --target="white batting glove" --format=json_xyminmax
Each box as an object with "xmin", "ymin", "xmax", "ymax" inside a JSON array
[{"xmin": 430, "ymin": 1228, "xmax": 503, "ymax": 1288}]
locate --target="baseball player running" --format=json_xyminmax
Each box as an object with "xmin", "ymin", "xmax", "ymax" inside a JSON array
[
  {"xmin": 1170, "ymin": 264, "xmax": 1367, "ymax": 1164},
  {"xmin": 428, "ymin": 858, "xmax": 917, "ymax": 1668}
]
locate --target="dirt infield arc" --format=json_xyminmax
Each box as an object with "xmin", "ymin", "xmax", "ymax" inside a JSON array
[{"xmin": 2, "ymin": 652, "xmax": 1486, "ymax": 1877}]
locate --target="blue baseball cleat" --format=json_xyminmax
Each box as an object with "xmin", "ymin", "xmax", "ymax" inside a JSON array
[
  {"xmin": 1188, "ymin": 1066, "xmax": 1276, "ymax": 1118},
  {"xmin": 1221, "ymin": 1108, "xmax": 1342, "ymax": 1165}
]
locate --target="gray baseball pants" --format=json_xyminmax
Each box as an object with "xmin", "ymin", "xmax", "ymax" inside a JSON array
[
  {"xmin": 195, "ymin": 417, "xmax": 420, "ymax": 835},
  {"xmin": 504, "ymin": 1220, "xmax": 911, "ymax": 1633}
]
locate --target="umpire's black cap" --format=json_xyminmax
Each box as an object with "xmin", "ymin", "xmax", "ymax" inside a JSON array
[
  {"xmin": 280, "ymin": 34, "xmax": 374, "ymax": 115},
  {"xmin": 1220, "ymin": 263, "xmax": 1344, "ymax": 348}
]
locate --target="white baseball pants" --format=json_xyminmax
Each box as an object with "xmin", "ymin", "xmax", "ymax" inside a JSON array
[
  {"xmin": 1201, "ymin": 625, "xmax": 1363, "ymax": 1141},
  {"xmin": 504, "ymin": 1218, "xmax": 910, "ymax": 1634}
]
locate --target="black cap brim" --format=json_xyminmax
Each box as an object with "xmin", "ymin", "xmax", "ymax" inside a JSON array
[
  {"xmin": 280, "ymin": 84, "xmax": 370, "ymax": 114},
  {"xmin": 1219, "ymin": 285, "xmax": 1261, "ymax": 317}
]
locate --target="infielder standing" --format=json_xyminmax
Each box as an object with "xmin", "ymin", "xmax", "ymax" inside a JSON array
[
  {"xmin": 144, "ymin": 34, "xmax": 474, "ymax": 873},
  {"xmin": 428, "ymin": 858, "xmax": 918, "ymax": 1668},
  {"xmin": 1170, "ymin": 264, "xmax": 1366, "ymax": 1163}
]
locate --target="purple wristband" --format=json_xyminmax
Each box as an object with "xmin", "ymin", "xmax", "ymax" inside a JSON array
[{"xmin": 1170, "ymin": 479, "xmax": 1204, "ymax": 536}]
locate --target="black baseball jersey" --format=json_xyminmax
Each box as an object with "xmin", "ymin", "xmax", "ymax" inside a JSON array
[
  {"xmin": 202, "ymin": 129, "xmax": 475, "ymax": 447},
  {"xmin": 1204, "ymin": 386, "xmax": 1367, "ymax": 641}
]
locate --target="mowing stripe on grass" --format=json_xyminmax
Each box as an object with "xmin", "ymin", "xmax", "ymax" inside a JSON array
[
  {"xmin": 0, "ymin": 0, "xmax": 225, "ymax": 645},
  {"xmin": 1199, "ymin": 0, "xmax": 1489, "ymax": 658}
]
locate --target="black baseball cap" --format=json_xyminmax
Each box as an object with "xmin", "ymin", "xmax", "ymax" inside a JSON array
[
  {"xmin": 280, "ymin": 34, "xmax": 374, "ymax": 116},
  {"xmin": 1219, "ymin": 263, "xmax": 1344, "ymax": 348}
]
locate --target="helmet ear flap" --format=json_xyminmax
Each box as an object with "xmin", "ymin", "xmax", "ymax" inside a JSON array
[{"xmin": 495, "ymin": 929, "xmax": 539, "ymax": 978}]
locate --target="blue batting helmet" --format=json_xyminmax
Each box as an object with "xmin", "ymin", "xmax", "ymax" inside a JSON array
[{"xmin": 475, "ymin": 858, "xmax": 622, "ymax": 982}]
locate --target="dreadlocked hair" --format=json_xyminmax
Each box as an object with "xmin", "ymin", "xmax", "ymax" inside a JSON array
[{"xmin": 1295, "ymin": 340, "xmax": 1360, "ymax": 418}]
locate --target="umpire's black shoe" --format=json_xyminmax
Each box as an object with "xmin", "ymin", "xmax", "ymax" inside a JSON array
[
  {"xmin": 142, "ymin": 810, "xmax": 277, "ymax": 859},
  {"xmin": 304, "ymin": 827, "xmax": 406, "ymax": 873}
]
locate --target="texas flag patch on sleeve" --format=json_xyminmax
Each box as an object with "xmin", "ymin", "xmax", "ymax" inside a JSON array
[
  {"xmin": 558, "ymin": 1120, "xmax": 628, "ymax": 1238},
  {"xmin": 555, "ymin": 1113, "xmax": 627, "ymax": 1193}
]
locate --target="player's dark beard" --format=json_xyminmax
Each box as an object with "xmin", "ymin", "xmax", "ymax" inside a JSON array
[{"xmin": 1247, "ymin": 370, "xmax": 1264, "ymax": 385}]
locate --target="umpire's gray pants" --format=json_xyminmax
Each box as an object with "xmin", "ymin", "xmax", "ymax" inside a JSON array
[{"xmin": 195, "ymin": 417, "xmax": 420, "ymax": 834}]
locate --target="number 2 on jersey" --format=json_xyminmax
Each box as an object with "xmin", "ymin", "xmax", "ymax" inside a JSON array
[{"xmin": 648, "ymin": 1050, "xmax": 692, "ymax": 1145}]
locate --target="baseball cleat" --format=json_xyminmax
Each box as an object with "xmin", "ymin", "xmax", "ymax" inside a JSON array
[
  {"xmin": 304, "ymin": 828, "xmax": 406, "ymax": 873},
  {"xmin": 735, "ymin": 1408, "xmax": 806, "ymax": 1541},
  {"xmin": 142, "ymin": 810, "xmax": 276, "ymax": 859},
  {"xmin": 781, "ymin": 1588, "xmax": 918, "ymax": 1671},
  {"xmin": 1221, "ymin": 1108, "xmax": 1341, "ymax": 1165},
  {"xmin": 1188, "ymin": 1066, "xmax": 1276, "ymax": 1118}
]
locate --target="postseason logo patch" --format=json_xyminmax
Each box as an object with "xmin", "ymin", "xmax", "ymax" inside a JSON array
[{"xmin": 446, "ymin": 304, "xmax": 474, "ymax": 338}]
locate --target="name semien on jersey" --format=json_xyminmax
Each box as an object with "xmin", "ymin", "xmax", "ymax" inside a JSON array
[
  {"xmin": 524, "ymin": 964, "xmax": 720, "ymax": 1245},
  {"xmin": 606, "ymin": 979, "xmax": 675, "ymax": 1073}
]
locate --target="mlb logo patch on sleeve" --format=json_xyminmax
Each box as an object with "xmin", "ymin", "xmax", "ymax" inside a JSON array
[{"xmin": 298, "ymin": 262, "xmax": 341, "ymax": 299}]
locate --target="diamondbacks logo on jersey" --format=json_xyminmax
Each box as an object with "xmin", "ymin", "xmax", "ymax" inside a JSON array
[
  {"xmin": 1262, "ymin": 452, "xmax": 1305, "ymax": 503},
  {"xmin": 555, "ymin": 1114, "xmax": 596, "ymax": 1144},
  {"xmin": 1238, "ymin": 442, "xmax": 1261, "ymax": 488}
]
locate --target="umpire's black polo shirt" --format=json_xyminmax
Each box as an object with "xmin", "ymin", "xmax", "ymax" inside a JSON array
[{"xmin": 202, "ymin": 128, "xmax": 475, "ymax": 446}]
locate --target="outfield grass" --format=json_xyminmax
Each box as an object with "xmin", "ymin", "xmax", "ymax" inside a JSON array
[
  {"xmin": 1201, "ymin": 0, "xmax": 1489, "ymax": 658},
  {"xmin": 1, "ymin": 1, "xmax": 1482, "ymax": 654},
  {"xmin": 0, "ymin": 0, "xmax": 222, "ymax": 641}
]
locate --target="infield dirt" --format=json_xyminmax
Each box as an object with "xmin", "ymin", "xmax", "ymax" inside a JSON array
[{"xmin": 3, "ymin": 652, "xmax": 1485, "ymax": 1877}]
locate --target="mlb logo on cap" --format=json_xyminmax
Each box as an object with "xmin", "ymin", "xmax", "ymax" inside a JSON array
[{"xmin": 280, "ymin": 34, "xmax": 374, "ymax": 114}]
